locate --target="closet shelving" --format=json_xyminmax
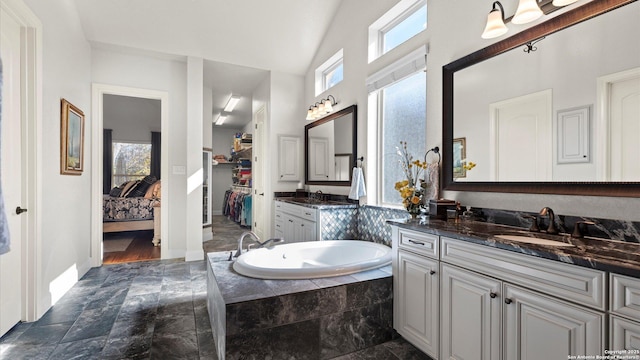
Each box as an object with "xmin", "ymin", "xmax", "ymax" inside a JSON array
[{"xmin": 230, "ymin": 133, "xmax": 252, "ymax": 187}]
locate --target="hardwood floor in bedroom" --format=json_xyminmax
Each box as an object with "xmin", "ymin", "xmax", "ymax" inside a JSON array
[{"xmin": 103, "ymin": 230, "xmax": 160, "ymax": 265}]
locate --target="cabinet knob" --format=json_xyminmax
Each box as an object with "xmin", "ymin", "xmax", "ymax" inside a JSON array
[
  {"xmin": 504, "ymin": 298, "xmax": 512, "ymax": 304},
  {"xmin": 429, "ymin": 270, "xmax": 436, "ymax": 275},
  {"xmin": 490, "ymin": 292, "xmax": 497, "ymax": 298}
]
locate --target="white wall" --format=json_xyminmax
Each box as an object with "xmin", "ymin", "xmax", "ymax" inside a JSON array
[
  {"xmin": 91, "ymin": 48, "xmax": 190, "ymax": 258},
  {"xmin": 303, "ymin": 0, "xmax": 640, "ymax": 222},
  {"xmin": 103, "ymin": 94, "xmax": 161, "ymax": 143},
  {"xmin": 23, "ymin": 0, "xmax": 93, "ymax": 317}
]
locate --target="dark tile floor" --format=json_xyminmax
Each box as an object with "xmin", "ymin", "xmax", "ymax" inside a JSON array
[{"xmin": 0, "ymin": 216, "xmax": 432, "ymax": 360}]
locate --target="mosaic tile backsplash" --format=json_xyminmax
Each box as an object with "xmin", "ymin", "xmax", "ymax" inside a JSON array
[{"xmin": 318, "ymin": 203, "xmax": 640, "ymax": 246}]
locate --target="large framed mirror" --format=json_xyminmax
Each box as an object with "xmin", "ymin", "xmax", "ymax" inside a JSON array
[
  {"xmin": 443, "ymin": 0, "xmax": 640, "ymax": 197},
  {"xmin": 305, "ymin": 105, "xmax": 357, "ymax": 186}
]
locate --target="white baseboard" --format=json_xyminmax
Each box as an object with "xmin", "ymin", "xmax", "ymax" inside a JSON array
[{"xmin": 185, "ymin": 249, "xmax": 205, "ymax": 262}]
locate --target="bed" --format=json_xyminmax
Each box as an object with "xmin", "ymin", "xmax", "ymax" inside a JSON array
[{"xmin": 103, "ymin": 177, "xmax": 162, "ymax": 246}]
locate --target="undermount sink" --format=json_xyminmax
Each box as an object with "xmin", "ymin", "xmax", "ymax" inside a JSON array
[{"xmin": 494, "ymin": 235, "xmax": 574, "ymax": 247}]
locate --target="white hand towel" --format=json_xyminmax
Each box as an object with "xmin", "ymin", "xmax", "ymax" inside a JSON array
[{"xmin": 348, "ymin": 167, "xmax": 367, "ymax": 200}]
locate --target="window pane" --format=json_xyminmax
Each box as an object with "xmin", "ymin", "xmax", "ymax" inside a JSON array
[
  {"xmin": 324, "ymin": 61, "xmax": 344, "ymax": 90},
  {"xmin": 383, "ymin": 5, "xmax": 427, "ymax": 54},
  {"xmin": 381, "ymin": 72, "xmax": 426, "ymax": 205},
  {"xmin": 112, "ymin": 142, "xmax": 152, "ymax": 186}
]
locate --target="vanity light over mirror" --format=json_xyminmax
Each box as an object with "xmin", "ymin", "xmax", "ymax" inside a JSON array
[
  {"xmin": 443, "ymin": 0, "xmax": 640, "ymax": 197},
  {"xmin": 305, "ymin": 105, "xmax": 357, "ymax": 186}
]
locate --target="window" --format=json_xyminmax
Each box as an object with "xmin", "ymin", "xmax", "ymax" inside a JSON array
[
  {"xmin": 112, "ymin": 142, "xmax": 151, "ymax": 186},
  {"xmin": 379, "ymin": 72, "xmax": 426, "ymax": 205},
  {"xmin": 369, "ymin": 0, "xmax": 427, "ymax": 62},
  {"xmin": 315, "ymin": 49, "xmax": 344, "ymax": 95},
  {"xmin": 367, "ymin": 46, "xmax": 427, "ymax": 207}
]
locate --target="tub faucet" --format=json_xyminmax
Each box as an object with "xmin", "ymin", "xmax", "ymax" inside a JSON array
[
  {"xmin": 234, "ymin": 231, "xmax": 260, "ymax": 258},
  {"xmin": 256, "ymin": 238, "xmax": 285, "ymax": 249},
  {"xmin": 539, "ymin": 207, "xmax": 558, "ymax": 234}
]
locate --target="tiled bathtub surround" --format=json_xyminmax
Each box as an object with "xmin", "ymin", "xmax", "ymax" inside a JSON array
[
  {"xmin": 206, "ymin": 252, "xmax": 394, "ymax": 360},
  {"xmin": 357, "ymin": 206, "xmax": 409, "ymax": 246},
  {"xmin": 319, "ymin": 208, "xmax": 358, "ymax": 240}
]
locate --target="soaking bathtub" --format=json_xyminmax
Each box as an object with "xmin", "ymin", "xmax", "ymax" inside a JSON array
[{"xmin": 232, "ymin": 240, "xmax": 392, "ymax": 279}]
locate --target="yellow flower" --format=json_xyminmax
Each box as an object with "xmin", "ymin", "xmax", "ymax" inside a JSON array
[{"xmin": 411, "ymin": 196, "xmax": 421, "ymax": 204}]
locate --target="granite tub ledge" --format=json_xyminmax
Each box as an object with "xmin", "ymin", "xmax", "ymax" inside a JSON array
[
  {"xmin": 388, "ymin": 218, "xmax": 640, "ymax": 278},
  {"xmin": 207, "ymin": 252, "xmax": 391, "ymax": 304}
]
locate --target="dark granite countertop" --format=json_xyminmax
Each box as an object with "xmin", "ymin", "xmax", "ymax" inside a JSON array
[
  {"xmin": 389, "ymin": 218, "xmax": 640, "ymax": 278},
  {"xmin": 275, "ymin": 197, "xmax": 358, "ymax": 210},
  {"xmin": 207, "ymin": 251, "xmax": 391, "ymax": 304}
]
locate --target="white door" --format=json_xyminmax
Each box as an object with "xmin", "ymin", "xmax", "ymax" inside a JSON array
[
  {"xmin": 608, "ymin": 70, "xmax": 640, "ymax": 181},
  {"xmin": 504, "ymin": 284, "xmax": 604, "ymax": 359},
  {"xmin": 0, "ymin": 8, "xmax": 24, "ymax": 337},
  {"xmin": 441, "ymin": 263, "xmax": 502, "ymax": 360},
  {"xmin": 253, "ymin": 107, "xmax": 265, "ymax": 240},
  {"xmin": 396, "ymin": 250, "xmax": 439, "ymax": 359},
  {"xmin": 489, "ymin": 90, "xmax": 552, "ymax": 181}
]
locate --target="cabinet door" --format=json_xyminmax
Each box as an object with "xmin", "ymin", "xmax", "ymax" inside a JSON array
[
  {"xmin": 441, "ymin": 263, "xmax": 501, "ymax": 360},
  {"xmin": 278, "ymin": 135, "xmax": 300, "ymax": 181},
  {"xmin": 396, "ymin": 250, "xmax": 439, "ymax": 359},
  {"xmin": 504, "ymin": 284, "xmax": 604, "ymax": 360},
  {"xmin": 282, "ymin": 213, "xmax": 297, "ymax": 243},
  {"xmin": 610, "ymin": 315, "xmax": 640, "ymax": 350},
  {"xmin": 299, "ymin": 218, "xmax": 317, "ymax": 242}
]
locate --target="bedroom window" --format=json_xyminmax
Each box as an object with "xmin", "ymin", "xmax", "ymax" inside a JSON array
[{"xmin": 112, "ymin": 142, "xmax": 152, "ymax": 186}]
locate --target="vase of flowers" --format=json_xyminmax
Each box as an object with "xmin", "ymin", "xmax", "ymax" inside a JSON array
[{"xmin": 394, "ymin": 141, "xmax": 428, "ymax": 219}]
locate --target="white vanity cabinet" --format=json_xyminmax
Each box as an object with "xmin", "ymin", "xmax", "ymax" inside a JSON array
[
  {"xmin": 391, "ymin": 225, "xmax": 609, "ymax": 360},
  {"xmin": 274, "ymin": 200, "xmax": 318, "ymax": 242},
  {"xmin": 440, "ymin": 237, "xmax": 605, "ymax": 359},
  {"xmin": 392, "ymin": 228, "xmax": 439, "ymax": 359},
  {"xmin": 609, "ymin": 273, "xmax": 640, "ymax": 350}
]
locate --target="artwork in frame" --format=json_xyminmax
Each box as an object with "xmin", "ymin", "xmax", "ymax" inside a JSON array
[
  {"xmin": 453, "ymin": 137, "xmax": 466, "ymax": 179},
  {"xmin": 60, "ymin": 98, "xmax": 85, "ymax": 175}
]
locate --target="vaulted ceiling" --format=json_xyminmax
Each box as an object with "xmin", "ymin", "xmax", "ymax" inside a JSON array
[{"xmin": 74, "ymin": 0, "xmax": 344, "ymax": 127}]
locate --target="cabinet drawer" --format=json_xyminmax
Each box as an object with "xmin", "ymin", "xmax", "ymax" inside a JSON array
[
  {"xmin": 441, "ymin": 237, "xmax": 606, "ymax": 310},
  {"xmin": 610, "ymin": 315, "xmax": 640, "ymax": 350},
  {"xmin": 275, "ymin": 200, "xmax": 317, "ymax": 221},
  {"xmin": 611, "ymin": 273, "xmax": 640, "ymax": 320},
  {"xmin": 398, "ymin": 229, "xmax": 438, "ymax": 259}
]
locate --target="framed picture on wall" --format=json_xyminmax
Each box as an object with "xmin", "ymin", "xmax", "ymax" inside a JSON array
[
  {"xmin": 60, "ymin": 98, "xmax": 85, "ymax": 175},
  {"xmin": 453, "ymin": 137, "xmax": 466, "ymax": 179}
]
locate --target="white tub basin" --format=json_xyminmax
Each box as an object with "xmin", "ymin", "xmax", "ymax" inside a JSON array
[
  {"xmin": 495, "ymin": 235, "xmax": 574, "ymax": 247},
  {"xmin": 233, "ymin": 240, "xmax": 392, "ymax": 279}
]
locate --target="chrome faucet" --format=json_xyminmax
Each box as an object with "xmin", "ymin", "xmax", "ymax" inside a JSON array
[
  {"xmin": 234, "ymin": 231, "xmax": 260, "ymax": 257},
  {"xmin": 255, "ymin": 237, "xmax": 285, "ymax": 249},
  {"xmin": 539, "ymin": 207, "xmax": 558, "ymax": 234}
]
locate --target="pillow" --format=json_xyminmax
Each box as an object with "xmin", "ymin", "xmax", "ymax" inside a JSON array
[
  {"xmin": 109, "ymin": 186, "xmax": 122, "ymax": 197},
  {"xmin": 128, "ymin": 175, "xmax": 157, "ymax": 198},
  {"xmin": 120, "ymin": 180, "xmax": 140, "ymax": 197},
  {"xmin": 152, "ymin": 180, "xmax": 161, "ymax": 199},
  {"xmin": 144, "ymin": 180, "xmax": 161, "ymax": 199}
]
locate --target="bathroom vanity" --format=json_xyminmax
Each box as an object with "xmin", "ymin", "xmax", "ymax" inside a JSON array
[
  {"xmin": 274, "ymin": 198, "xmax": 357, "ymax": 242},
  {"xmin": 390, "ymin": 219, "xmax": 640, "ymax": 359}
]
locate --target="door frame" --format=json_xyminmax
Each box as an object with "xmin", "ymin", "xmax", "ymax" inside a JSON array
[
  {"xmin": 596, "ymin": 67, "xmax": 640, "ymax": 181},
  {"xmin": 0, "ymin": 0, "xmax": 42, "ymax": 323},
  {"xmin": 90, "ymin": 84, "xmax": 169, "ymax": 266}
]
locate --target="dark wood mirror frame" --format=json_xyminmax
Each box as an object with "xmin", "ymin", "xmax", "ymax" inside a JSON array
[
  {"xmin": 305, "ymin": 105, "xmax": 358, "ymax": 186},
  {"xmin": 443, "ymin": 0, "xmax": 640, "ymax": 197}
]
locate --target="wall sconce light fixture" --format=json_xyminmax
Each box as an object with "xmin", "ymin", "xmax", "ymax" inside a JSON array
[
  {"xmin": 306, "ymin": 95, "xmax": 338, "ymax": 121},
  {"xmin": 482, "ymin": 0, "xmax": 577, "ymax": 39}
]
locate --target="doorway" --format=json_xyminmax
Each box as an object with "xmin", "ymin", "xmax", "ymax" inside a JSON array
[
  {"xmin": 91, "ymin": 85, "xmax": 169, "ymax": 267},
  {"xmin": 0, "ymin": 0, "xmax": 41, "ymax": 335}
]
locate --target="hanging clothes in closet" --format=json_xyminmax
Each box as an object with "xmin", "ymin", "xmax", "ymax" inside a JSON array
[{"xmin": 222, "ymin": 188, "xmax": 251, "ymax": 227}]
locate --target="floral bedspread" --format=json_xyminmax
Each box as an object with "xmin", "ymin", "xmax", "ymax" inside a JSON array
[{"xmin": 103, "ymin": 195, "xmax": 159, "ymax": 221}]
